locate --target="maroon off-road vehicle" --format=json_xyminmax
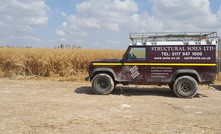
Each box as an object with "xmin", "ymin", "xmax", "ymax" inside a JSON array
[{"xmin": 86, "ymin": 32, "xmax": 220, "ymax": 98}]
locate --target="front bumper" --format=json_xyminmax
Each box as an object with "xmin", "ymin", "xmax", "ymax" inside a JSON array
[{"xmin": 85, "ymin": 76, "xmax": 90, "ymax": 81}]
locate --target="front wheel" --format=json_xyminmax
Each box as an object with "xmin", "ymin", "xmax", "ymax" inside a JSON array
[
  {"xmin": 173, "ymin": 76, "xmax": 198, "ymax": 98},
  {"xmin": 92, "ymin": 73, "xmax": 115, "ymax": 95}
]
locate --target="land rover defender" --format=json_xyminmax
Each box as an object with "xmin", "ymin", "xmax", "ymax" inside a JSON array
[{"xmin": 86, "ymin": 32, "xmax": 220, "ymax": 98}]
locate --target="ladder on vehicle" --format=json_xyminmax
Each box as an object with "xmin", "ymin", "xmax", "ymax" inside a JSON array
[{"xmin": 129, "ymin": 32, "xmax": 218, "ymax": 45}]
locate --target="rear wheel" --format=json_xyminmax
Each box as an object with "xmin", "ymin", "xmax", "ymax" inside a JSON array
[
  {"xmin": 92, "ymin": 73, "xmax": 114, "ymax": 95},
  {"xmin": 173, "ymin": 76, "xmax": 198, "ymax": 98}
]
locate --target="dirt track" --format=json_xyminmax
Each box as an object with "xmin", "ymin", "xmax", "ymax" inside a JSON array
[{"xmin": 0, "ymin": 78, "xmax": 221, "ymax": 134}]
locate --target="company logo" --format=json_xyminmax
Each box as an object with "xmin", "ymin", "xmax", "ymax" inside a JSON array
[{"xmin": 129, "ymin": 65, "xmax": 140, "ymax": 79}]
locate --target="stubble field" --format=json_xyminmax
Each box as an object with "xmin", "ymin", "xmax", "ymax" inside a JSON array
[{"xmin": 0, "ymin": 78, "xmax": 221, "ymax": 133}]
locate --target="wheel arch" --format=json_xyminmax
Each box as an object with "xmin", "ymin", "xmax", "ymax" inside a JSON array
[
  {"xmin": 90, "ymin": 68, "xmax": 117, "ymax": 81},
  {"xmin": 172, "ymin": 69, "xmax": 201, "ymax": 83}
]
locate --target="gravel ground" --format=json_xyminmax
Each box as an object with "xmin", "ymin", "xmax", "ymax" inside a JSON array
[{"xmin": 0, "ymin": 78, "xmax": 221, "ymax": 134}]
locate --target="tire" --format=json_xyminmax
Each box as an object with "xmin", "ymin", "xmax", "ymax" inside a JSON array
[
  {"xmin": 173, "ymin": 76, "xmax": 198, "ymax": 98},
  {"xmin": 92, "ymin": 73, "xmax": 114, "ymax": 95}
]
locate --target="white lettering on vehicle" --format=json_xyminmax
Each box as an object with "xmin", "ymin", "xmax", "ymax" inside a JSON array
[{"xmin": 129, "ymin": 65, "xmax": 140, "ymax": 79}]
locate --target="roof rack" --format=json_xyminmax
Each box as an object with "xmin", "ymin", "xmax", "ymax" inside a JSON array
[{"xmin": 129, "ymin": 32, "xmax": 218, "ymax": 45}]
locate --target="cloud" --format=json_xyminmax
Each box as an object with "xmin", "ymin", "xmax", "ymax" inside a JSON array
[
  {"xmin": 16, "ymin": 24, "xmax": 33, "ymax": 33},
  {"xmin": 56, "ymin": 29, "xmax": 67, "ymax": 37},
  {"xmin": 2, "ymin": 0, "xmax": 219, "ymax": 48},
  {"xmin": 57, "ymin": 0, "xmax": 221, "ymax": 48},
  {"xmin": 150, "ymin": 0, "xmax": 221, "ymax": 31},
  {"xmin": 56, "ymin": 0, "xmax": 162, "ymax": 48},
  {"xmin": 0, "ymin": 21, "xmax": 6, "ymax": 27},
  {"xmin": 151, "ymin": 0, "xmax": 211, "ymax": 18},
  {"xmin": 126, "ymin": 12, "xmax": 163, "ymax": 32},
  {"xmin": 0, "ymin": 0, "xmax": 49, "ymax": 46},
  {"xmin": 16, "ymin": 35, "xmax": 41, "ymax": 42},
  {"xmin": 57, "ymin": 0, "xmax": 139, "ymax": 36},
  {"xmin": 1, "ymin": 35, "xmax": 41, "ymax": 47},
  {"xmin": 0, "ymin": 0, "xmax": 49, "ymax": 26}
]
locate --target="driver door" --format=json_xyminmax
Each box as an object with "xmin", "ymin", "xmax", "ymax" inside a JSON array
[{"xmin": 120, "ymin": 46, "xmax": 147, "ymax": 84}]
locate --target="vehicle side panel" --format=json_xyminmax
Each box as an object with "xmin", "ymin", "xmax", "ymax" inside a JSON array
[
  {"xmin": 88, "ymin": 45, "xmax": 217, "ymax": 84},
  {"xmin": 146, "ymin": 45, "xmax": 216, "ymax": 83}
]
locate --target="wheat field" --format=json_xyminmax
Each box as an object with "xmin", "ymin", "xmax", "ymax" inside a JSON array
[{"xmin": 0, "ymin": 48, "xmax": 125, "ymax": 81}]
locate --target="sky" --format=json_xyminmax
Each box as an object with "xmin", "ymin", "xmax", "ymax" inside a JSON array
[{"xmin": 0, "ymin": 0, "xmax": 221, "ymax": 49}]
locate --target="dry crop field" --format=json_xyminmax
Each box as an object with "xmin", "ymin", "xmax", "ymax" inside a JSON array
[
  {"xmin": 1, "ymin": 47, "xmax": 221, "ymax": 81},
  {"xmin": 0, "ymin": 47, "xmax": 125, "ymax": 81}
]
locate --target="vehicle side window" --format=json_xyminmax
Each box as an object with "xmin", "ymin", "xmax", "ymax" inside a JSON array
[{"xmin": 128, "ymin": 47, "xmax": 146, "ymax": 60}]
